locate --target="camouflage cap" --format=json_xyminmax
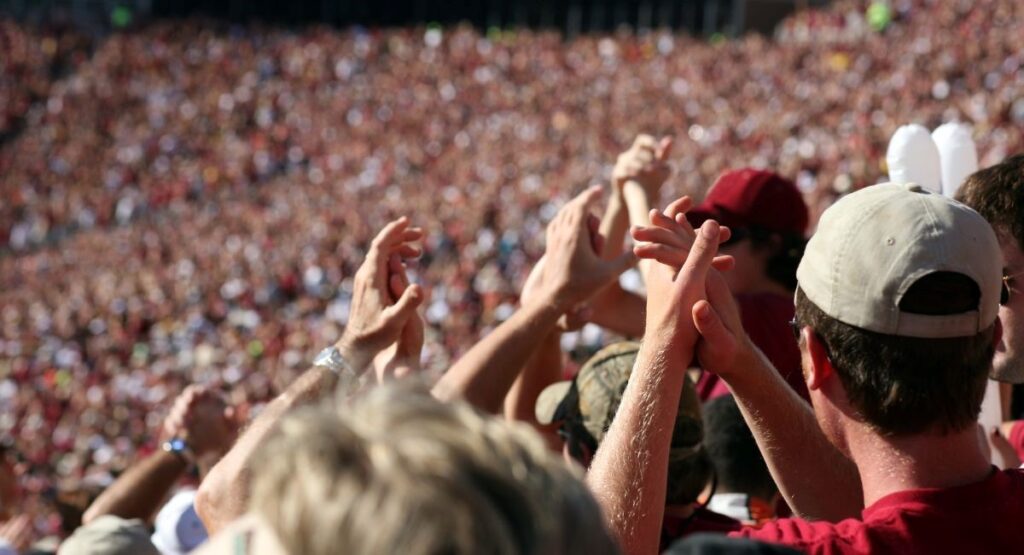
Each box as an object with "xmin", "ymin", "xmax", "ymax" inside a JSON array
[{"xmin": 536, "ymin": 340, "xmax": 704, "ymax": 454}]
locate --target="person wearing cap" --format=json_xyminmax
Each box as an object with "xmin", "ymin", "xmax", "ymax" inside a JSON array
[
  {"xmin": 534, "ymin": 342, "xmax": 740, "ymax": 548},
  {"xmin": 588, "ymin": 183, "xmax": 1024, "ymax": 554},
  {"xmin": 685, "ymin": 169, "xmax": 809, "ymax": 402},
  {"xmin": 608, "ymin": 143, "xmax": 809, "ymax": 402},
  {"xmin": 65, "ymin": 386, "xmax": 235, "ymax": 554}
]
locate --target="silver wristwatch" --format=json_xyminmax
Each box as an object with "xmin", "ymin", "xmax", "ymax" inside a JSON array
[{"xmin": 313, "ymin": 346, "xmax": 356, "ymax": 378}]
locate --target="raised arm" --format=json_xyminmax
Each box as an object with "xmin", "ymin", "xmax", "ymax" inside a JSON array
[
  {"xmin": 502, "ymin": 330, "xmax": 563, "ymax": 449},
  {"xmin": 615, "ymin": 135, "xmax": 673, "ymax": 286},
  {"xmin": 433, "ymin": 186, "xmax": 635, "ymax": 412},
  {"xmin": 83, "ymin": 386, "xmax": 237, "ymax": 524},
  {"xmin": 692, "ymin": 276, "xmax": 863, "ymax": 521},
  {"xmin": 587, "ymin": 218, "xmax": 723, "ymax": 555},
  {"xmin": 634, "ymin": 201, "xmax": 864, "ymax": 522},
  {"xmin": 194, "ymin": 217, "xmax": 424, "ymax": 535}
]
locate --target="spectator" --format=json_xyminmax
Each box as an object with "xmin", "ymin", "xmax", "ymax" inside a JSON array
[
  {"xmin": 245, "ymin": 383, "xmax": 618, "ymax": 555},
  {"xmin": 957, "ymin": 153, "xmax": 1024, "ymax": 466},
  {"xmin": 683, "ymin": 169, "xmax": 808, "ymax": 401},
  {"xmin": 957, "ymin": 154, "xmax": 1024, "ymax": 385},
  {"xmin": 190, "ymin": 213, "xmax": 619, "ymax": 554},
  {"xmin": 61, "ymin": 384, "xmax": 236, "ymax": 553},
  {"xmin": 589, "ymin": 183, "xmax": 1024, "ymax": 553},
  {"xmin": 195, "ymin": 216, "xmax": 426, "ymax": 534},
  {"xmin": 702, "ymin": 395, "xmax": 779, "ymax": 524},
  {"xmin": 1, "ymin": 0, "xmax": 1024, "ymax": 533},
  {"xmin": 534, "ymin": 341, "xmax": 739, "ymax": 548}
]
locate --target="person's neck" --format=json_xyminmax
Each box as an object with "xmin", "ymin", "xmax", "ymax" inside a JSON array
[{"xmin": 847, "ymin": 423, "xmax": 992, "ymax": 508}]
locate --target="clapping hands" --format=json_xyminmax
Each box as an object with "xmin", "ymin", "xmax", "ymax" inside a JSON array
[
  {"xmin": 530, "ymin": 186, "xmax": 637, "ymax": 313},
  {"xmin": 337, "ymin": 217, "xmax": 425, "ymax": 373},
  {"xmin": 631, "ymin": 196, "xmax": 749, "ymax": 374}
]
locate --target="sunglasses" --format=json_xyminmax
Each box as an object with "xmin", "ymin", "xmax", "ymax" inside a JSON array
[
  {"xmin": 788, "ymin": 317, "xmax": 802, "ymax": 340},
  {"xmin": 1002, "ymin": 270, "xmax": 1022, "ymax": 306}
]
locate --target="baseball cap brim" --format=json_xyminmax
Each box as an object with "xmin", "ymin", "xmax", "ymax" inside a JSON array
[{"xmin": 535, "ymin": 381, "xmax": 573, "ymax": 425}]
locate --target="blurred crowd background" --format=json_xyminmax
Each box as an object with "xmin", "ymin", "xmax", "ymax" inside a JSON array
[{"xmin": 1, "ymin": 0, "xmax": 1023, "ymax": 536}]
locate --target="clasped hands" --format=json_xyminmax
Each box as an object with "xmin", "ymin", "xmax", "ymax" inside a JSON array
[{"xmin": 630, "ymin": 197, "xmax": 754, "ymax": 378}]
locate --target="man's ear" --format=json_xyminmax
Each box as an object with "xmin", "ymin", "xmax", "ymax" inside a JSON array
[{"xmin": 803, "ymin": 328, "xmax": 833, "ymax": 391}]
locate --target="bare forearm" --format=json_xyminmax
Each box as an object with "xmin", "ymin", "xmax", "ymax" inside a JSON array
[
  {"xmin": 433, "ymin": 300, "xmax": 562, "ymax": 412},
  {"xmin": 725, "ymin": 344, "xmax": 863, "ymax": 521},
  {"xmin": 590, "ymin": 194, "xmax": 645, "ymax": 338},
  {"xmin": 503, "ymin": 332, "xmax": 563, "ymax": 449},
  {"xmin": 600, "ymin": 194, "xmax": 630, "ymax": 261},
  {"xmin": 83, "ymin": 451, "xmax": 187, "ymax": 525},
  {"xmin": 622, "ymin": 182, "xmax": 656, "ymax": 285},
  {"xmin": 196, "ymin": 366, "xmax": 337, "ymax": 534},
  {"xmin": 589, "ymin": 286, "xmax": 646, "ymax": 338},
  {"xmin": 587, "ymin": 344, "xmax": 687, "ymax": 555}
]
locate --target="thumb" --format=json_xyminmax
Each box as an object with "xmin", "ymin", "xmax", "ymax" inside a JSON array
[
  {"xmin": 383, "ymin": 283, "xmax": 424, "ymax": 323},
  {"xmin": 692, "ymin": 300, "xmax": 737, "ymax": 361},
  {"xmin": 608, "ymin": 249, "xmax": 638, "ymax": 275}
]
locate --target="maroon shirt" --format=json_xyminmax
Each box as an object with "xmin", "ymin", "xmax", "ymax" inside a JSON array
[
  {"xmin": 733, "ymin": 468, "xmax": 1024, "ymax": 554},
  {"xmin": 1010, "ymin": 421, "xmax": 1024, "ymax": 463},
  {"xmin": 697, "ymin": 293, "xmax": 807, "ymax": 402}
]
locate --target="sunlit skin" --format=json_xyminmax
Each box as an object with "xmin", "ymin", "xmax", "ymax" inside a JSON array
[{"xmin": 993, "ymin": 233, "xmax": 1024, "ymax": 383}]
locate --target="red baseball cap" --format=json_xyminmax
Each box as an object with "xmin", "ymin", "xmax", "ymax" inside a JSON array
[{"xmin": 687, "ymin": 169, "xmax": 808, "ymax": 236}]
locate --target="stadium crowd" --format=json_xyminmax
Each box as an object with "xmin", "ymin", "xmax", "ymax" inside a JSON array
[{"xmin": 1, "ymin": 0, "xmax": 1024, "ymax": 551}]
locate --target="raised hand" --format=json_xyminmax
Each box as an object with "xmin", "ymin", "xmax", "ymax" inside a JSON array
[
  {"xmin": 371, "ymin": 252, "xmax": 426, "ymax": 383},
  {"xmin": 613, "ymin": 135, "xmax": 674, "ymax": 197},
  {"xmin": 162, "ymin": 385, "xmax": 239, "ymax": 465},
  {"xmin": 631, "ymin": 195, "xmax": 752, "ymax": 376},
  {"xmin": 631, "ymin": 196, "xmax": 734, "ymax": 272},
  {"xmin": 534, "ymin": 186, "xmax": 636, "ymax": 312},
  {"xmin": 643, "ymin": 220, "xmax": 725, "ymax": 357},
  {"xmin": 338, "ymin": 217, "xmax": 425, "ymax": 371}
]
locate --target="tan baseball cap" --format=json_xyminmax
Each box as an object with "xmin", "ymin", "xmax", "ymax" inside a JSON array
[{"xmin": 797, "ymin": 182, "xmax": 1001, "ymax": 338}]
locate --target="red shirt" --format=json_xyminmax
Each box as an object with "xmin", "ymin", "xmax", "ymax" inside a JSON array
[
  {"xmin": 697, "ymin": 293, "xmax": 807, "ymax": 402},
  {"xmin": 1010, "ymin": 421, "xmax": 1024, "ymax": 463},
  {"xmin": 732, "ymin": 468, "xmax": 1024, "ymax": 554}
]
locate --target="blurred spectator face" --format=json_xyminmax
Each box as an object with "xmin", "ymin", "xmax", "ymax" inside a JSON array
[
  {"xmin": 719, "ymin": 236, "xmax": 769, "ymax": 295},
  {"xmin": 997, "ymin": 236, "xmax": 1024, "ymax": 381}
]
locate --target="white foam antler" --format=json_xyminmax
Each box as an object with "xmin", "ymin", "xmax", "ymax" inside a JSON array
[
  {"xmin": 931, "ymin": 123, "xmax": 978, "ymax": 198},
  {"xmin": 886, "ymin": 124, "xmax": 941, "ymax": 193}
]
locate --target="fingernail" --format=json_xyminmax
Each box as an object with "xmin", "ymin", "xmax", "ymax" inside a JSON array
[
  {"xmin": 701, "ymin": 221, "xmax": 720, "ymax": 238},
  {"xmin": 695, "ymin": 303, "xmax": 712, "ymax": 320}
]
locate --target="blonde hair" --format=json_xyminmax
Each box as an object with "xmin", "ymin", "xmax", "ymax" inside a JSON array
[{"xmin": 250, "ymin": 382, "xmax": 619, "ymax": 555}]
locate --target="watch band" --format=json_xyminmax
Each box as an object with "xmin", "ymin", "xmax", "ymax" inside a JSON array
[
  {"xmin": 162, "ymin": 437, "xmax": 195, "ymax": 465},
  {"xmin": 313, "ymin": 346, "xmax": 357, "ymax": 379}
]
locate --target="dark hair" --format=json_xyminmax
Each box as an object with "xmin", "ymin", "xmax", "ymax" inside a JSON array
[
  {"xmin": 747, "ymin": 227, "xmax": 805, "ymax": 292},
  {"xmin": 702, "ymin": 395, "xmax": 776, "ymax": 500},
  {"xmin": 794, "ymin": 273, "xmax": 995, "ymax": 436},
  {"xmin": 956, "ymin": 153, "xmax": 1024, "ymax": 250},
  {"xmin": 665, "ymin": 449, "xmax": 713, "ymax": 507}
]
